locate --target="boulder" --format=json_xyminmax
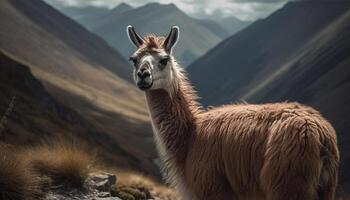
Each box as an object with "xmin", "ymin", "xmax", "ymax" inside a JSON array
[{"xmin": 86, "ymin": 172, "xmax": 117, "ymax": 192}]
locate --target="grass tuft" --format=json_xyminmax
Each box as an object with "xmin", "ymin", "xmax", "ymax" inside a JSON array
[
  {"xmin": 1, "ymin": 139, "xmax": 176, "ymax": 199},
  {"xmin": 24, "ymin": 143, "xmax": 95, "ymax": 189},
  {"xmin": 0, "ymin": 143, "xmax": 41, "ymax": 200}
]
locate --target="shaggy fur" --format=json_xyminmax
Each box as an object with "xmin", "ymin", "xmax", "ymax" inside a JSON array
[
  {"xmin": 140, "ymin": 35, "xmax": 166, "ymax": 52},
  {"xmin": 133, "ymin": 35, "xmax": 339, "ymax": 200}
]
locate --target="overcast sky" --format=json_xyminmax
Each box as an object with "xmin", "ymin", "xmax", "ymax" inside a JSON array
[{"xmin": 44, "ymin": 0, "xmax": 290, "ymax": 21}]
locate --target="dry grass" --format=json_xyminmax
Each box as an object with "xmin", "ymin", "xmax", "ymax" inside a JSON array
[
  {"xmin": 24, "ymin": 142, "xmax": 95, "ymax": 189},
  {"xmin": 0, "ymin": 138, "xmax": 175, "ymax": 199},
  {"xmin": 0, "ymin": 139, "xmax": 96, "ymax": 199},
  {"xmin": 0, "ymin": 143, "xmax": 42, "ymax": 200}
]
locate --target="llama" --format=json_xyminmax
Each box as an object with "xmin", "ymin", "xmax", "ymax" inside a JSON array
[{"xmin": 126, "ymin": 25, "xmax": 339, "ymax": 200}]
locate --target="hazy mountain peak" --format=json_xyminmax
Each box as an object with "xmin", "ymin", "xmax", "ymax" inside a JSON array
[
  {"xmin": 111, "ymin": 2, "xmax": 132, "ymax": 14},
  {"xmin": 166, "ymin": 3, "xmax": 177, "ymax": 9},
  {"xmin": 141, "ymin": 2, "xmax": 180, "ymax": 12},
  {"xmin": 118, "ymin": 2, "xmax": 132, "ymax": 8}
]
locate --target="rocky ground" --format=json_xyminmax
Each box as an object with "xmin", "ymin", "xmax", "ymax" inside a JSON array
[
  {"xmin": 44, "ymin": 172, "xmax": 118, "ymax": 200},
  {"xmin": 44, "ymin": 172, "xmax": 169, "ymax": 200}
]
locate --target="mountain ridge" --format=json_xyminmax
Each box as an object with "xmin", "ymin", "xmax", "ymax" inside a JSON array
[
  {"xmin": 51, "ymin": 2, "xmax": 251, "ymax": 67},
  {"xmin": 188, "ymin": 1, "xmax": 350, "ymax": 105},
  {"xmin": 92, "ymin": 2, "xmax": 223, "ymax": 66}
]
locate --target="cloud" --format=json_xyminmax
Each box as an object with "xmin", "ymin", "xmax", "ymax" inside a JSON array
[
  {"xmin": 45, "ymin": 0, "xmax": 124, "ymax": 7},
  {"xmin": 44, "ymin": 0, "xmax": 288, "ymax": 21},
  {"xmin": 231, "ymin": 0, "xmax": 288, "ymax": 2},
  {"xmin": 180, "ymin": 0, "xmax": 287, "ymax": 20}
]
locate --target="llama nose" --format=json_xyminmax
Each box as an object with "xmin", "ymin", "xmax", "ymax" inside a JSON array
[{"xmin": 137, "ymin": 68, "xmax": 151, "ymax": 79}]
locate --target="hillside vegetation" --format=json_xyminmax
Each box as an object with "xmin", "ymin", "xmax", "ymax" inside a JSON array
[{"xmin": 0, "ymin": 141, "xmax": 176, "ymax": 200}]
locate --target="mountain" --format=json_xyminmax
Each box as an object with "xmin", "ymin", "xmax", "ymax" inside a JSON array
[
  {"xmin": 90, "ymin": 3, "xmax": 223, "ymax": 67},
  {"xmin": 188, "ymin": 1, "xmax": 350, "ymax": 191},
  {"xmin": 59, "ymin": 3, "xmax": 133, "ymax": 30},
  {"xmin": 86, "ymin": 3, "xmax": 133, "ymax": 30},
  {"xmin": 0, "ymin": 50, "xmax": 134, "ymax": 167},
  {"xmin": 110, "ymin": 3, "xmax": 133, "ymax": 15},
  {"xmin": 196, "ymin": 16, "xmax": 251, "ymax": 38},
  {"xmin": 0, "ymin": 50, "xmax": 80, "ymax": 144},
  {"xmin": 188, "ymin": 2, "xmax": 350, "ymax": 106},
  {"xmin": 195, "ymin": 18, "xmax": 231, "ymax": 39},
  {"xmin": 217, "ymin": 16, "xmax": 251, "ymax": 35},
  {"xmin": 58, "ymin": 5, "xmax": 109, "ymax": 23},
  {"xmin": 0, "ymin": 0, "xmax": 158, "ymax": 176}
]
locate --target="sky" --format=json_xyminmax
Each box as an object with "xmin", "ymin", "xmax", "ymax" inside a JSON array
[{"xmin": 44, "ymin": 0, "xmax": 290, "ymax": 21}]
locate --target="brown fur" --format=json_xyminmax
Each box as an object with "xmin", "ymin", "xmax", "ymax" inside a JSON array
[
  {"xmin": 139, "ymin": 35, "xmax": 166, "ymax": 53},
  {"xmin": 139, "ymin": 36, "xmax": 339, "ymax": 200}
]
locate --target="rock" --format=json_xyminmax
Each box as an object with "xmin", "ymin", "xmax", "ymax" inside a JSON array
[
  {"xmin": 44, "ymin": 171, "xmax": 119, "ymax": 200},
  {"xmin": 86, "ymin": 172, "xmax": 117, "ymax": 192},
  {"xmin": 97, "ymin": 192, "xmax": 111, "ymax": 198},
  {"xmin": 95, "ymin": 180, "xmax": 110, "ymax": 192}
]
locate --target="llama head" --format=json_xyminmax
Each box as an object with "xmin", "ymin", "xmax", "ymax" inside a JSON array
[{"xmin": 126, "ymin": 25, "xmax": 180, "ymax": 93}]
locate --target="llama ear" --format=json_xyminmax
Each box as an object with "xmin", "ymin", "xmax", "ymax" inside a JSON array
[
  {"xmin": 163, "ymin": 26, "xmax": 180, "ymax": 53},
  {"xmin": 126, "ymin": 25, "xmax": 144, "ymax": 48}
]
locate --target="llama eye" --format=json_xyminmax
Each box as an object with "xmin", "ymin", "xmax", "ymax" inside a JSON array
[
  {"xmin": 160, "ymin": 57, "xmax": 170, "ymax": 66},
  {"xmin": 129, "ymin": 57, "xmax": 137, "ymax": 66}
]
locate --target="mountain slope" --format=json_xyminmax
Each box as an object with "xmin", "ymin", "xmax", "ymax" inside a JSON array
[
  {"xmin": 217, "ymin": 16, "xmax": 251, "ymax": 35},
  {"xmin": 5, "ymin": 0, "xmax": 131, "ymax": 81},
  {"xmin": 188, "ymin": 2, "xmax": 350, "ymax": 105},
  {"xmin": 195, "ymin": 18, "xmax": 231, "ymax": 39},
  {"xmin": 0, "ymin": 50, "xmax": 140, "ymax": 168},
  {"xmin": 0, "ymin": 50, "xmax": 81, "ymax": 144},
  {"xmin": 92, "ymin": 3, "xmax": 223, "ymax": 66},
  {"xmin": 0, "ymin": 0, "xmax": 158, "ymax": 176},
  {"xmin": 196, "ymin": 16, "xmax": 250, "ymax": 38}
]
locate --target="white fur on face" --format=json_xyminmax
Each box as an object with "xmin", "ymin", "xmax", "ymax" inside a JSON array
[{"xmin": 133, "ymin": 52, "xmax": 176, "ymax": 94}]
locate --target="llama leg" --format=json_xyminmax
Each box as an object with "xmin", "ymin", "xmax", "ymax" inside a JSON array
[
  {"xmin": 200, "ymin": 189, "xmax": 236, "ymax": 200},
  {"xmin": 261, "ymin": 155, "xmax": 320, "ymax": 200},
  {"xmin": 317, "ymin": 155, "xmax": 338, "ymax": 200},
  {"xmin": 191, "ymin": 181, "xmax": 236, "ymax": 200},
  {"xmin": 260, "ymin": 121, "xmax": 321, "ymax": 200}
]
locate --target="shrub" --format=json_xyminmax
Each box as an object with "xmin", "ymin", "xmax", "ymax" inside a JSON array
[
  {"xmin": 24, "ymin": 143, "xmax": 95, "ymax": 189},
  {"xmin": 0, "ymin": 143, "xmax": 41, "ymax": 200}
]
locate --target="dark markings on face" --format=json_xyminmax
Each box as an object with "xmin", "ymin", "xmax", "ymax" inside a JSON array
[
  {"xmin": 159, "ymin": 55, "xmax": 170, "ymax": 70},
  {"xmin": 129, "ymin": 51, "xmax": 170, "ymax": 71}
]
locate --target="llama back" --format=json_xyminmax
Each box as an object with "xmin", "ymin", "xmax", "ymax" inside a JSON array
[{"xmin": 188, "ymin": 102, "xmax": 339, "ymax": 199}]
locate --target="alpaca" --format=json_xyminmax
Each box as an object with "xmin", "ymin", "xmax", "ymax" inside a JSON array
[{"xmin": 126, "ymin": 25, "xmax": 339, "ymax": 200}]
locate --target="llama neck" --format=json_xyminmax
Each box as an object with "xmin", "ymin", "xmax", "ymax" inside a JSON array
[{"xmin": 145, "ymin": 70, "xmax": 201, "ymax": 165}]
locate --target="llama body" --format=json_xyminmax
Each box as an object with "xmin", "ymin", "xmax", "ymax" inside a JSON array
[{"xmin": 127, "ymin": 26, "xmax": 339, "ymax": 200}]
